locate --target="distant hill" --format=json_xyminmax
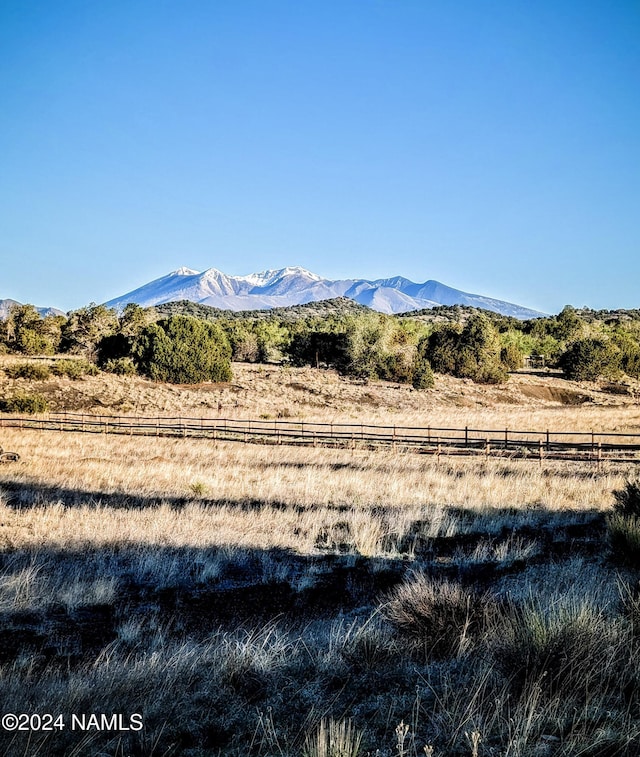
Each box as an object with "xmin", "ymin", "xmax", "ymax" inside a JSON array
[
  {"xmin": 396, "ymin": 304, "xmax": 527, "ymax": 327},
  {"xmin": 106, "ymin": 266, "xmax": 545, "ymax": 319},
  {"xmin": 574, "ymin": 308, "xmax": 640, "ymax": 323},
  {"xmin": 153, "ymin": 297, "xmax": 370, "ymax": 322},
  {"xmin": 0, "ymin": 299, "xmax": 65, "ymax": 319}
]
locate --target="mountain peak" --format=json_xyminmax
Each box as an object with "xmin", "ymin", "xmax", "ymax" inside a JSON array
[
  {"xmin": 105, "ymin": 266, "xmax": 544, "ymax": 319},
  {"xmin": 236, "ymin": 266, "xmax": 323, "ymax": 287}
]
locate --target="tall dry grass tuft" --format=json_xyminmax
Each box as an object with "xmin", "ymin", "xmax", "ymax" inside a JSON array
[
  {"xmin": 303, "ymin": 718, "xmax": 363, "ymax": 757},
  {"xmin": 382, "ymin": 573, "xmax": 488, "ymax": 659},
  {"xmin": 608, "ymin": 477, "xmax": 640, "ymax": 565},
  {"xmin": 490, "ymin": 596, "xmax": 630, "ymax": 698}
]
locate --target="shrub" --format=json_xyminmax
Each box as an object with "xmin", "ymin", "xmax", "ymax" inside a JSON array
[
  {"xmin": 288, "ymin": 331, "xmax": 346, "ymax": 369},
  {"xmin": 382, "ymin": 574, "xmax": 484, "ymax": 659},
  {"xmin": 425, "ymin": 315, "xmax": 508, "ymax": 384},
  {"xmin": 559, "ymin": 338, "xmax": 621, "ymax": 381},
  {"xmin": 4, "ymin": 363, "xmax": 51, "ymax": 380},
  {"xmin": 102, "ymin": 357, "xmax": 137, "ymax": 376},
  {"xmin": 60, "ymin": 303, "xmax": 118, "ymax": 356},
  {"xmin": 608, "ymin": 514, "xmax": 640, "ymax": 567},
  {"xmin": 425, "ymin": 325, "xmax": 460, "ymax": 376},
  {"xmin": 1, "ymin": 392, "xmax": 49, "ymax": 413},
  {"xmin": 613, "ymin": 479, "xmax": 640, "ymax": 518},
  {"xmin": 500, "ymin": 342, "xmax": 524, "ymax": 371},
  {"xmin": 412, "ymin": 343, "xmax": 434, "ymax": 390},
  {"xmin": 133, "ymin": 316, "xmax": 232, "ymax": 384},
  {"xmin": 492, "ymin": 599, "xmax": 618, "ymax": 697},
  {"xmin": 96, "ymin": 333, "xmax": 132, "ymax": 365},
  {"xmin": 50, "ymin": 359, "xmax": 98, "ymax": 379},
  {"xmin": 3, "ymin": 304, "xmax": 64, "ymax": 355},
  {"xmin": 621, "ymin": 343, "xmax": 640, "ymax": 379},
  {"xmin": 607, "ymin": 480, "xmax": 640, "ymax": 567}
]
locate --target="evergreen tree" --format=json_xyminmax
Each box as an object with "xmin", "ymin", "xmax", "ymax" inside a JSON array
[
  {"xmin": 559, "ymin": 338, "xmax": 621, "ymax": 381},
  {"xmin": 61, "ymin": 304, "xmax": 118, "ymax": 356},
  {"xmin": 133, "ymin": 315, "xmax": 232, "ymax": 384}
]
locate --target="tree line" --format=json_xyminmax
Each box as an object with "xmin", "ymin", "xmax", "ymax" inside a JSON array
[{"xmin": 1, "ymin": 301, "xmax": 639, "ymax": 387}]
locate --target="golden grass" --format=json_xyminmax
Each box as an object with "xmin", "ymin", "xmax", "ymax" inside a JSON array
[
  {"xmin": 0, "ymin": 427, "xmax": 630, "ymax": 555},
  {"xmin": 1, "ymin": 359, "xmax": 639, "ymax": 756}
]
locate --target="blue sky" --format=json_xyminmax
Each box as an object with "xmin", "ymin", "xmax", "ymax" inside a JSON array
[{"xmin": 1, "ymin": 1, "xmax": 638, "ymax": 313}]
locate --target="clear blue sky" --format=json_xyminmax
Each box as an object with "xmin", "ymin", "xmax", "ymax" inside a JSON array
[{"xmin": 1, "ymin": 1, "xmax": 638, "ymax": 313}]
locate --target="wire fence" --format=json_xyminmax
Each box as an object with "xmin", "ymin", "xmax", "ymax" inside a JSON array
[{"xmin": 2, "ymin": 412, "xmax": 640, "ymax": 464}]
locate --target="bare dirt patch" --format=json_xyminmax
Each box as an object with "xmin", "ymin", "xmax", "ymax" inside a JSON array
[{"xmin": 518, "ymin": 384, "xmax": 592, "ymax": 405}]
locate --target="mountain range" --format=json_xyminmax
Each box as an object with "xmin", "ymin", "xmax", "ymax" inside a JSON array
[
  {"xmin": 106, "ymin": 267, "xmax": 543, "ymax": 319},
  {"xmin": 0, "ymin": 299, "xmax": 65, "ymax": 319}
]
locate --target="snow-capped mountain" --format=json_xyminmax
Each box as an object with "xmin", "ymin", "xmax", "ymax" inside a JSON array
[{"xmin": 105, "ymin": 267, "xmax": 544, "ymax": 319}]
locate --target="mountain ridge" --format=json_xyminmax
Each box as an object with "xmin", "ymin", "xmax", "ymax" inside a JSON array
[
  {"xmin": 0, "ymin": 299, "xmax": 65, "ymax": 319},
  {"xmin": 105, "ymin": 266, "xmax": 545, "ymax": 319}
]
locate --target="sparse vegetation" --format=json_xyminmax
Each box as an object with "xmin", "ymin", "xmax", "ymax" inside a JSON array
[
  {"xmin": 0, "ymin": 391, "xmax": 49, "ymax": 413},
  {"xmin": 50, "ymin": 358, "xmax": 99, "ymax": 378},
  {"xmin": 101, "ymin": 355, "xmax": 138, "ymax": 375},
  {"xmin": 1, "ymin": 307, "xmax": 640, "ymax": 754},
  {"xmin": 4, "ymin": 362, "xmax": 51, "ymax": 380},
  {"xmin": 0, "ymin": 422, "xmax": 637, "ymax": 754}
]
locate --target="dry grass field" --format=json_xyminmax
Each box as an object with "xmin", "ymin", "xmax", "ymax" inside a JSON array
[{"xmin": 1, "ymin": 362, "xmax": 639, "ymax": 755}]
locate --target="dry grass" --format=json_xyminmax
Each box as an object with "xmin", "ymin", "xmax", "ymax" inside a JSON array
[
  {"xmin": 2, "ymin": 356, "xmax": 640, "ymax": 432},
  {"xmin": 0, "ymin": 428, "xmax": 631, "ymax": 556},
  {"xmin": 1, "ymin": 361, "xmax": 639, "ymax": 755}
]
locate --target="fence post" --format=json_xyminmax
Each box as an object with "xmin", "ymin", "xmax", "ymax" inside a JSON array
[
  {"xmin": 465, "ymin": 426, "xmax": 468, "ymax": 447},
  {"xmin": 485, "ymin": 438, "xmax": 490, "ymax": 459},
  {"xmin": 504, "ymin": 428, "xmax": 508, "ymax": 450},
  {"xmin": 546, "ymin": 429, "xmax": 550, "ymax": 452},
  {"xmin": 538, "ymin": 439, "xmax": 543, "ymax": 464}
]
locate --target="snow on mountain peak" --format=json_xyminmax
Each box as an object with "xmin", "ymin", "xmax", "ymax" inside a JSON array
[
  {"xmin": 105, "ymin": 265, "xmax": 545, "ymax": 319},
  {"xmin": 236, "ymin": 266, "xmax": 323, "ymax": 287}
]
